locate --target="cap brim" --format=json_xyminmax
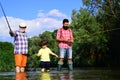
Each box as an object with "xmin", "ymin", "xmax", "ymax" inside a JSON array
[{"xmin": 19, "ymin": 26, "xmax": 26, "ymax": 28}]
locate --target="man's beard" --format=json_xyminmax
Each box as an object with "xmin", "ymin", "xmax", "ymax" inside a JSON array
[{"xmin": 63, "ymin": 26, "xmax": 69, "ymax": 30}]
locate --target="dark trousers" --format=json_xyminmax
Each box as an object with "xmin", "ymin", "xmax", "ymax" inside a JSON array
[{"xmin": 40, "ymin": 61, "xmax": 50, "ymax": 70}]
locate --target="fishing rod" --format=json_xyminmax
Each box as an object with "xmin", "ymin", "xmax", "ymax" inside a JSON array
[{"xmin": 0, "ymin": 1, "xmax": 12, "ymax": 31}]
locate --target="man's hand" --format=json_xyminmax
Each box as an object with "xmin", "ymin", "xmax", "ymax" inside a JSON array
[
  {"xmin": 9, "ymin": 30, "xmax": 14, "ymax": 37},
  {"xmin": 68, "ymin": 39, "xmax": 74, "ymax": 43}
]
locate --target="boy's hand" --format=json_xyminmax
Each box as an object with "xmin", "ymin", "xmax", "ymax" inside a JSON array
[
  {"xmin": 55, "ymin": 55, "xmax": 59, "ymax": 58},
  {"xmin": 35, "ymin": 54, "xmax": 38, "ymax": 56}
]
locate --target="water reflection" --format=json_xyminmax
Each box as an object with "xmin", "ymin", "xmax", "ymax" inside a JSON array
[
  {"xmin": 58, "ymin": 72, "xmax": 73, "ymax": 80},
  {"xmin": 38, "ymin": 72, "xmax": 51, "ymax": 80},
  {"xmin": 15, "ymin": 72, "xmax": 27, "ymax": 80},
  {"xmin": 0, "ymin": 68, "xmax": 120, "ymax": 80}
]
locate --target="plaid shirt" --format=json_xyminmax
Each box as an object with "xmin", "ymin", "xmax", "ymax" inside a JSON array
[
  {"xmin": 14, "ymin": 30, "xmax": 28, "ymax": 54},
  {"xmin": 56, "ymin": 28, "xmax": 73, "ymax": 48}
]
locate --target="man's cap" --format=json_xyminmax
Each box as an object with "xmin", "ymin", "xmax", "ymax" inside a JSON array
[{"xmin": 19, "ymin": 22, "xmax": 27, "ymax": 27}]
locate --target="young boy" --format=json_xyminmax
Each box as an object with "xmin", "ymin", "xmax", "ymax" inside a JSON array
[{"xmin": 35, "ymin": 40, "xmax": 58, "ymax": 72}]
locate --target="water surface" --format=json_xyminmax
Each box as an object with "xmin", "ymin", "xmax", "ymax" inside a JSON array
[{"xmin": 0, "ymin": 68, "xmax": 120, "ymax": 80}]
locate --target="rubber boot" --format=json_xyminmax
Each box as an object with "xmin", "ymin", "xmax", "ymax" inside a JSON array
[
  {"xmin": 57, "ymin": 61, "xmax": 63, "ymax": 71},
  {"xmin": 68, "ymin": 61, "xmax": 73, "ymax": 71},
  {"xmin": 16, "ymin": 66, "xmax": 20, "ymax": 73}
]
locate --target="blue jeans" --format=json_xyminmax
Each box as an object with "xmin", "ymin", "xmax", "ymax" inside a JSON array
[{"xmin": 59, "ymin": 48, "xmax": 72, "ymax": 59}]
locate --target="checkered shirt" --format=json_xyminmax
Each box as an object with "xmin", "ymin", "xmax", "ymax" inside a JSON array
[
  {"xmin": 14, "ymin": 30, "xmax": 28, "ymax": 54},
  {"xmin": 56, "ymin": 28, "xmax": 73, "ymax": 48}
]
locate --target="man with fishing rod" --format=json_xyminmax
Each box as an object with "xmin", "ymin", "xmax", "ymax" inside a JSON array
[
  {"xmin": 0, "ymin": 1, "xmax": 28, "ymax": 73},
  {"xmin": 9, "ymin": 22, "xmax": 28, "ymax": 73}
]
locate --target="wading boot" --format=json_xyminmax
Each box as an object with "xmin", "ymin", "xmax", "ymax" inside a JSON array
[
  {"xmin": 68, "ymin": 61, "xmax": 73, "ymax": 71},
  {"xmin": 57, "ymin": 61, "xmax": 63, "ymax": 71}
]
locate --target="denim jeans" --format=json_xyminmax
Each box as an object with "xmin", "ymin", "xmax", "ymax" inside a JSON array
[{"xmin": 59, "ymin": 48, "xmax": 72, "ymax": 59}]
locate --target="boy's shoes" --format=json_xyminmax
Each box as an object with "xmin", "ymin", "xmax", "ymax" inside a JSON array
[{"xmin": 41, "ymin": 68, "xmax": 50, "ymax": 72}]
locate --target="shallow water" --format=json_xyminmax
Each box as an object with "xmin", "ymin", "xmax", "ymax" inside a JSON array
[{"xmin": 0, "ymin": 68, "xmax": 120, "ymax": 80}]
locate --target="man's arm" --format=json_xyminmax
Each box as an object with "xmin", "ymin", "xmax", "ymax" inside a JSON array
[
  {"xmin": 57, "ymin": 38, "xmax": 68, "ymax": 42},
  {"xmin": 57, "ymin": 38, "xmax": 73, "ymax": 43}
]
